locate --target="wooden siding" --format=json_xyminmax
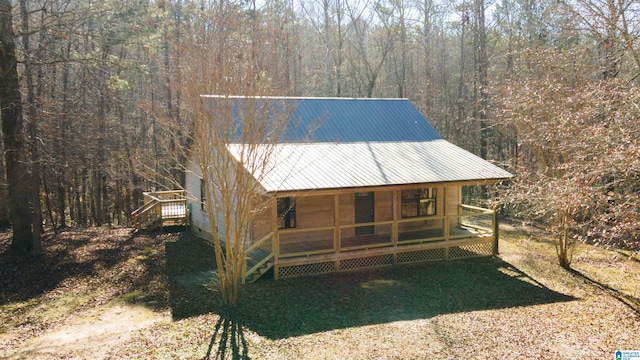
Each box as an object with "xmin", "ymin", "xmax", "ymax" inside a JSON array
[
  {"xmin": 298, "ymin": 195, "xmax": 334, "ymax": 228},
  {"xmin": 188, "ymin": 181, "xmax": 470, "ymax": 244}
]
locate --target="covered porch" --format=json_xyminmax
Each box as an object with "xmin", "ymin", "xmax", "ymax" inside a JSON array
[{"xmin": 244, "ymin": 186, "xmax": 499, "ymax": 282}]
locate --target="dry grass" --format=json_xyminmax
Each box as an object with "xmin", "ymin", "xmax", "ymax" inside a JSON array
[{"xmin": 1, "ymin": 225, "xmax": 639, "ymax": 359}]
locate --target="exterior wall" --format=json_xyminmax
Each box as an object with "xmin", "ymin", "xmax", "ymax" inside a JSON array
[
  {"xmin": 251, "ymin": 198, "xmax": 273, "ymax": 244},
  {"xmin": 373, "ymin": 191, "xmax": 393, "ymax": 236},
  {"xmin": 271, "ymin": 183, "xmax": 498, "ymax": 280},
  {"xmin": 187, "ymin": 176, "xmax": 467, "ymax": 247},
  {"xmin": 185, "ymin": 158, "xmax": 213, "ymax": 239},
  {"xmin": 280, "ymin": 194, "xmax": 335, "ymax": 246},
  {"xmin": 298, "ymin": 194, "xmax": 334, "ymax": 228},
  {"xmin": 374, "ymin": 191, "xmax": 393, "ymax": 221},
  {"xmin": 254, "ymin": 185, "xmax": 459, "ymax": 243}
]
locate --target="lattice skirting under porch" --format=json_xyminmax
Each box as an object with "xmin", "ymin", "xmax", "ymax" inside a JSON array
[
  {"xmin": 276, "ymin": 240, "xmax": 495, "ymax": 279},
  {"xmin": 397, "ymin": 248, "xmax": 445, "ymax": 264},
  {"xmin": 448, "ymin": 242, "xmax": 493, "ymax": 259},
  {"xmin": 277, "ymin": 261, "xmax": 336, "ymax": 279}
]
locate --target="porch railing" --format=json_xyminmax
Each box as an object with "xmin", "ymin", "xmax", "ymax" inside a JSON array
[
  {"xmin": 458, "ymin": 204, "xmax": 495, "ymax": 236},
  {"xmin": 243, "ymin": 232, "xmax": 275, "ymax": 282},
  {"xmin": 247, "ymin": 204, "xmax": 496, "ymax": 260},
  {"xmin": 242, "ymin": 203, "xmax": 498, "ymax": 281}
]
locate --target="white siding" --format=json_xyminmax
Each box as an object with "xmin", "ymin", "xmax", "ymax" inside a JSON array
[{"xmin": 185, "ymin": 155, "xmax": 213, "ymax": 239}]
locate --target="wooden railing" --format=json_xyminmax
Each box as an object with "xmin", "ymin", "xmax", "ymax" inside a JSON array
[
  {"xmin": 131, "ymin": 190, "xmax": 187, "ymax": 230},
  {"xmin": 243, "ymin": 203, "xmax": 499, "ymax": 281},
  {"xmin": 243, "ymin": 232, "xmax": 275, "ymax": 283},
  {"xmin": 220, "ymin": 203, "xmax": 498, "ymax": 283},
  {"xmin": 458, "ymin": 204, "xmax": 495, "ymax": 235},
  {"xmin": 270, "ymin": 204, "xmax": 497, "ymax": 258}
]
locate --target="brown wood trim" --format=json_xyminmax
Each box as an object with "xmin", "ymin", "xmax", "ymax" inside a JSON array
[{"xmin": 269, "ymin": 179, "xmax": 509, "ymax": 198}]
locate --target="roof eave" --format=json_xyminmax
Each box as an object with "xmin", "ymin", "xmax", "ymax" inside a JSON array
[{"xmin": 265, "ymin": 177, "xmax": 513, "ymax": 197}]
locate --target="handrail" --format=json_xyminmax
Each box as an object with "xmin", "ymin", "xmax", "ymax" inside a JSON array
[
  {"xmin": 459, "ymin": 204, "xmax": 494, "ymax": 214},
  {"xmin": 279, "ymin": 248, "xmax": 336, "ymax": 258},
  {"xmin": 245, "ymin": 253, "xmax": 275, "ymax": 279},
  {"xmin": 278, "ymin": 221, "xmax": 399, "ymax": 235},
  {"xmin": 246, "ymin": 232, "xmax": 273, "ymax": 253},
  {"xmin": 131, "ymin": 200, "xmax": 161, "ymax": 230},
  {"xmin": 339, "ymin": 220, "xmax": 394, "ymax": 229},
  {"xmin": 131, "ymin": 198, "xmax": 160, "ymax": 218},
  {"xmin": 243, "ymin": 232, "xmax": 275, "ymax": 282},
  {"xmin": 279, "ymin": 225, "xmax": 335, "ymax": 235},
  {"xmin": 396, "ymin": 215, "xmax": 445, "ymax": 224},
  {"xmin": 460, "ymin": 223, "xmax": 493, "ymax": 233},
  {"xmin": 149, "ymin": 190, "xmax": 186, "ymax": 195},
  {"xmin": 271, "ymin": 203, "xmax": 496, "ymax": 259}
]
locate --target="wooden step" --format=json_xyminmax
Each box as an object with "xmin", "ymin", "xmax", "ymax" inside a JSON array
[{"xmin": 245, "ymin": 259, "xmax": 274, "ymax": 283}]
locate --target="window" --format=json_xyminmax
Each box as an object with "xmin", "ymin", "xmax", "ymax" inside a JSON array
[
  {"xmin": 277, "ymin": 197, "xmax": 296, "ymax": 229},
  {"xmin": 401, "ymin": 188, "xmax": 436, "ymax": 218},
  {"xmin": 200, "ymin": 179, "xmax": 207, "ymax": 211}
]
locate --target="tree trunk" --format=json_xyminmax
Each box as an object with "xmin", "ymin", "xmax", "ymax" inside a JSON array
[
  {"xmin": 21, "ymin": 0, "xmax": 42, "ymax": 255},
  {"xmin": 0, "ymin": 0, "xmax": 34, "ymax": 253},
  {"xmin": 0, "ymin": 130, "xmax": 9, "ymax": 229},
  {"xmin": 474, "ymin": 0, "xmax": 488, "ymax": 160}
]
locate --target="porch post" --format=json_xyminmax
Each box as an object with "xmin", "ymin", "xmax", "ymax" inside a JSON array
[
  {"xmin": 334, "ymin": 193, "xmax": 341, "ymax": 271},
  {"xmin": 443, "ymin": 186, "xmax": 449, "ymax": 260},
  {"xmin": 272, "ymin": 197, "xmax": 280, "ymax": 280},
  {"xmin": 392, "ymin": 190, "xmax": 398, "ymax": 264},
  {"xmin": 492, "ymin": 209, "xmax": 499, "ymax": 255}
]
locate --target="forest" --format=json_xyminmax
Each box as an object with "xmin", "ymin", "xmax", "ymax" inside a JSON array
[{"xmin": 1, "ymin": 0, "xmax": 639, "ymax": 257}]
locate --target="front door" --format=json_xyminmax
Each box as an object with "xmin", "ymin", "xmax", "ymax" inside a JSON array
[{"xmin": 355, "ymin": 192, "xmax": 374, "ymax": 235}]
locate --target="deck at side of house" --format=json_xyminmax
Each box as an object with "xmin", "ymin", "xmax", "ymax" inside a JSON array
[{"xmin": 132, "ymin": 191, "xmax": 188, "ymax": 231}]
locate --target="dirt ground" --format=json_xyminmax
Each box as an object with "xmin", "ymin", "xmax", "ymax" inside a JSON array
[
  {"xmin": 9, "ymin": 305, "xmax": 164, "ymax": 359},
  {"xmin": 1, "ymin": 226, "xmax": 639, "ymax": 359}
]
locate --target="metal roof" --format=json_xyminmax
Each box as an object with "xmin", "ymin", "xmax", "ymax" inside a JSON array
[
  {"xmin": 227, "ymin": 140, "xmax": 513, "ymax": 193},
  {"xmin": 203, "ymin": 96, "xmax": 512, "ymax": 192},
  {"xmin": 202, "ymin": 96, "xmax": 442, "ymax": 143}
]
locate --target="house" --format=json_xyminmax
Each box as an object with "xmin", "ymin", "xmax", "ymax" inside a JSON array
[{"xmin": 180, "ymin": 96, "xmax": 512, "ymax": 282}]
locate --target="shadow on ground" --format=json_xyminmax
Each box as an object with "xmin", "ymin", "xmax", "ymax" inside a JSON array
[
  {"xmin": 0, "ymin": 228, "xmax": 172, "ymax": 307},
  {"xmin": 166, "ymin": 233, "xmax": 575, "ymax": 340}
]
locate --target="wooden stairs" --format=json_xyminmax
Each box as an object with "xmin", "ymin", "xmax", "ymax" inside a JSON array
[
  {"xmin": 132, "ymin": 190, "xmax": 187, "ymax": 231},
  {"xmin": 244, "ymin": 248, "xmax": 274, "ymax": 283}
]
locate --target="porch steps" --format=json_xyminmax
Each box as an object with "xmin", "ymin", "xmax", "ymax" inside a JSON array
[
  {"xmin": 136, "ymin": 215, "xmax": 162, "ymax": 231},
  {"xmin": 245, "ymin": 248, "xmax": 274, "ymax": 283}
]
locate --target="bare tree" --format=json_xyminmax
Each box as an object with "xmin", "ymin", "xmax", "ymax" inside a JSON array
[
  {"xmin": 492, "ymin": 46, "xmax": 640, "ymax": 266},
  {"xmin": 177, "ymin": 2, "xmax": 296, "ymax": 307},
  {"xmin": 345, "ymin": 0, "xmax": 394, "ymax": 97}
]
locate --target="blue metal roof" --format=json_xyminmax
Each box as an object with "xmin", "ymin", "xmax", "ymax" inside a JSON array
[{"xmin": 202, "ymin": 96, "xmax": 442, "ymax": 143}]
